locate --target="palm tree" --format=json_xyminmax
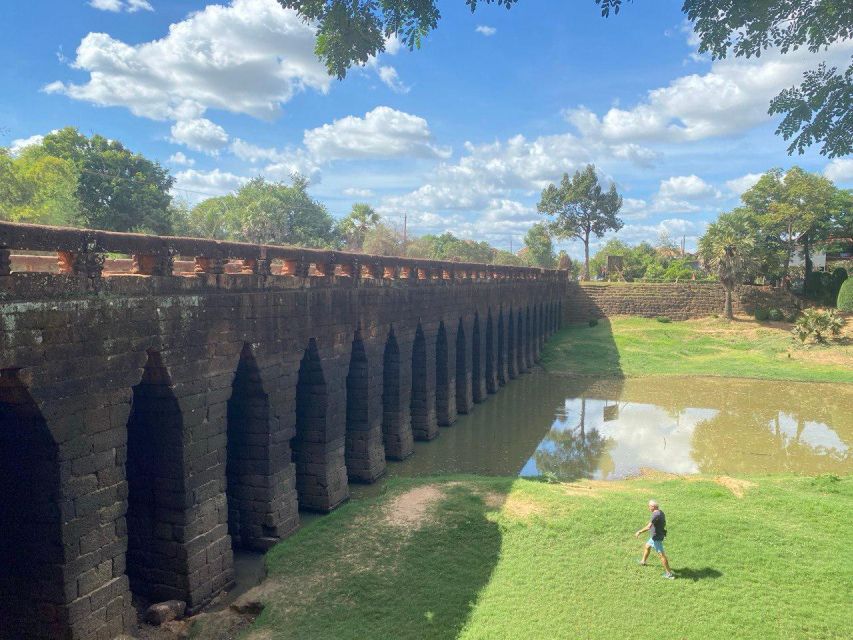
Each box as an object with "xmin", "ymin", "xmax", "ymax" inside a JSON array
[
  {"xmin": 698, "ymin": 209, "xmax": 757, "ymax": 319},
  {"xmin": 338, "ymin": 203, "xmax": 380, "ymax": 251}
]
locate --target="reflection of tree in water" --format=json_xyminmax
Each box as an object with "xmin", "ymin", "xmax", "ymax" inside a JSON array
[
  {"xmin": 692, "ymin": 409, "xmax": 852, "ymax": 475},
  {"xmin": 534, "ymin": 398, "xmax": 615, "ymax": 480}
]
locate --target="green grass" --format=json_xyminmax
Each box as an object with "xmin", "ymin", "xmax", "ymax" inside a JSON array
[
  {"xmin": 540, "ymin": 316, "xmax": 853, "ymax": 383},
  {"xmin": 240, "ymin": 475, "xmax": 852, "ymax": 640}
]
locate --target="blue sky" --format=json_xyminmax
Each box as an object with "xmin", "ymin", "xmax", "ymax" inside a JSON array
[{"xmin": 3, "ymin": 0, "xmax": 852, "ymax": 257}]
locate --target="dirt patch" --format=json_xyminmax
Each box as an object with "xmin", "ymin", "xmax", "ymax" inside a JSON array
[
  {"xmin": 383, "ymin": 484, "xmax": 445, "ymax": 529},
  {"xmin": 636, "ymin": 468, "xmax": 684, "ymax": 481},
  {"xmin": 714, "ymin": 476, "xmax": 756, "ymax": 498},
  {"xmin": 502, "ymin": 493, "xmax": 547, "ymax": 519}
]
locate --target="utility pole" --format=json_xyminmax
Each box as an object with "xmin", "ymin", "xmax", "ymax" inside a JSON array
[
  {"xmin": 509, "ymin": 237, "xmax": 513, "ymax": 255},
  {"xmin": 402, "ymin": 212, "xmax": 407, "ymax": 256}
]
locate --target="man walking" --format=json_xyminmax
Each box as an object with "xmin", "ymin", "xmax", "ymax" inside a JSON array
[{"xmin": 635, "ymin": 499, "xmax": 674, "ymax": 579}]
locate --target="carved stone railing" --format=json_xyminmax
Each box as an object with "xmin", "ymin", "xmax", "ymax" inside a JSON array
[{"xmin": 0, "ymin": 221, "xmax": 566, "ymax": 283}]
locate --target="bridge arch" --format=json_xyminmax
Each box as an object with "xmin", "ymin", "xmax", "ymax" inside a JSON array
[{"xmin": 0, "ymin": 370, "xmax": 64, "ymax": 639}]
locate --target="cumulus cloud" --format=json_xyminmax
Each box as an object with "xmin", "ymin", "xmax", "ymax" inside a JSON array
[
  {"xmin": 652, "ymin": 175, "xmax": 720, "ymax": 213},
  {"xmin": 378, "ymin": 129, "xmax": 655, "ymax": 222},
  {"xmin": 91, "ymin": 0, "xmax": 154, "ymax": 11},
  {"xmin": 49, "ymin": 0, "xmax": 331, "ymax": 122},
  {"xmin": 725, "ymin": 172, "xmax": 763, "ymax": 196},
  {"xmin": 343, "ymin": 187, "xmax": 375, "ymax": 197},
  {"xmin": 824, "ymin": 158, "xmax": 853, "ymax": 184},
  {"xmin": 475, "ymin": 25, "xmax": 497, "ymax": 37},
  {"xmin": 565, "ymin": 40, "xmax": 853, "ymax": 144},
  {"xmin": 173, "ymin": 169, "xmax": 249, "ymax": 200},
  {"xmin": 377, "ymin": 66, "xmax": 410, "ymax": 94},
  {"xmin": 170, "ymin": 118, "xmax": 229, "ymax": 154},
  {"xmin": 167, "ymin": 151, "xmax": 195, "ymax": 166},
  {"xmin": 304, "ymin": 106, "xmax": 452, "ymax": 161},
  {"xmin": 9, "ymin": 134, "xmax": 46, "ymax": 155}
]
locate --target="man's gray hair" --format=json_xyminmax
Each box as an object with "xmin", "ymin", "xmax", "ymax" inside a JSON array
[{"xmin": 648, "ymin": 499, "xmax": 659, "ymax": 508}]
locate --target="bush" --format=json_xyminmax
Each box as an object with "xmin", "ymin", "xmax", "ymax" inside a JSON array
[
  {"xmin": 791, "ymin": 308, "xmax": 845, "ymax": 344},
  {"xmin": 754, "ymin": 307, "xmax": 770, "ymax": 321},
  {"xmin": 656, "ymin": 316, "xmax": 671, "ymax": 323},
  {"xmin": 838, "ymin": 279, "xmax": 853, "ymax": 312},
  {"xmin": 768, "ymin": 308, "xmax": 784, "ymax": 321},
  {"xmin": 588, "ymin": 318, "xmax": 598, "ymax": 327}
]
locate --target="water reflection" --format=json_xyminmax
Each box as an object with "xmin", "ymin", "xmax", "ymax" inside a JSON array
[{"xmin": 357, "ymin": 373, "xmax": 852, "ymax": 491}]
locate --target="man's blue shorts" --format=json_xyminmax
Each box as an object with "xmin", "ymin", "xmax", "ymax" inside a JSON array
[{"xmin": 646, "ymin": 538, "xmax": 664, "ymax": 553}]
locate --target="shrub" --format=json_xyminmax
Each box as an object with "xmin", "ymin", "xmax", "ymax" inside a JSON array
[
  {"xmin": 588, "ymin": 318, "xmax": 598, "ymax": 327},
  {"xmin": 768, "ymin": 308, "xmax": 784, "ymax": 321},
  {"xmin": 656, "ymin": 316, "xmax": 671, "ymax": 323},
  {"xmin": 754, "ymin": 307, "xmax": 770, "ymax": 321},
  {"xmin": 839, "ymin": 279, "xmax": 853, "ymax": 312},
  {"xmin": 791, "ymin": 308, "xmax": 845, "ymax": 344}
]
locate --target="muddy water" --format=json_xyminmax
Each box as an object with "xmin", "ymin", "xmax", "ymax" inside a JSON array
[{"xmin": 354, "ymin": 372, "xmax": 852, "ymax": 494}]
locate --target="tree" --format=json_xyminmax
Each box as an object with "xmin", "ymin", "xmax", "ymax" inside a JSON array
[
  {"xmin": 228, "ymin": 175, "xmax": 337, "ymax": 247},
  {"xmin": 523, "ymin": 223, "xmax": 555, "ymax": 267},
  {"xmin": 741, "ymin": 167, "xmax": 844, "ymax": 280},
  {"xmin": 337, "ymin": 203, "xmax": 380, "ymax": 250},
  {"xmin": 179, "ymin": 195, "xmax": 239, "ymax": 240},
  {"xmin": 698, "ymin": 210, "xmax": 759, "ymax": 319},
  {"xmin": 0, "ymin": 147, "xmax": 79, "ymax": 226},
  {"xmin": 537, "ymin": 165, "xmax": 623, "ymax": 280},
  {"xmin": 284, "ymin": 0, "xmax": 851, "ymax": 157},
  {"xmin": 31, "ymin": 128, "xmax": 175, "ymax": 233},
  {"xmin": 361, "ymin": 222, "xmax": 402, "ymax": 255}
]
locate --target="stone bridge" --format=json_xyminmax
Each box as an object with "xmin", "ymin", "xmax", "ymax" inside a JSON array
[{"xmin": 0, "ymin": 221, "xmax": 567, "ymax": 639}]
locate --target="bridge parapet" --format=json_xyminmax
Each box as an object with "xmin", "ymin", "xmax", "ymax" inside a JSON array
[{"xmin": 0, "ymin": 221, "xmax": 565, "ymax": 284}]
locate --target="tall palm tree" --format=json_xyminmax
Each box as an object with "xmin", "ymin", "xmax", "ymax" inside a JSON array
[{"xmin": 698, "ymin": 209, "xmax": 757, "ymax": 320}]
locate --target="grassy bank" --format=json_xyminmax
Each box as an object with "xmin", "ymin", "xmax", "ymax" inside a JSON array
[
  {"xmin": 225, "ymin": 475, "xmax": 851, "ymax": 640},
  {"xmin": 540, "ymin": 316, "xmax": 853, "ymax": 383}
]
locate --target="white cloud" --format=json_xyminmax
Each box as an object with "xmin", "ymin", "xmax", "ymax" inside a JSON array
[
  {"xmin": 616, "ymin": 218, "xmax": 706, "ymax": 247},
  {"xmin": 167, "ymin": 151, "xmax": 195, "ymax": 166},
  {"xmin": 377, "ymin": 66, "xmax": 410, "ymax": 94},
  {"xmin": 824, "ymin": 158, "xmax": 853, "ymax": 184},
  {"xmin": 566, "ymin": 40, "xmax": 853, "ymax": 144},
  {"xmin": 652, "ymin": 175, "xmax": 720, "ymax": 213},
  {"xmin": 50, "ymin": 0, "xmax": 331, "ymax": 122},
  {"xmin": 304, "ymin": 106, "xmax": 451, "ymax": 161},
  {"xmin": 89, "ymin": 0, "xmax": 122, "ymax": 11},
  {"xmin": 343, "ymin": 187, "xmax": 375, "ymax": 197},
  {"xmin": 379, "ymin": 129, "xmax": 654, "ymax": 221},
  {"xmin": 475, "ymin": 25, "xmax": 497, "ymax": 37},
  {"xmin": 89, "ymin": 0, "xmax": 153, "ymax": 13},
  {"xmin": 127, "ymin": 0, "xmax": 154, "ymax": 11},
  {"xmin": 9, "ymin": 134, "xmax": 46, "ymax": 155},
  {"xmin": 726, "ymin": 172, "xmax": 763, "ymax": 196},
  {"xmin": 173, "ymin": 168, "xmax": 249, "ymax": 201},
  {"xmin": 170, "ymin": 118, "xmax": 229, "ymax": 154},
  {"xmin": 620, "ymin": 198, "xmax": 649, "ymax": 220}
]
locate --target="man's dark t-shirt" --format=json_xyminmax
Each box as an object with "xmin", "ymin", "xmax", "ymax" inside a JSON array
[{"xmin": 650, "ymin": 509, "xmax": 666, "ymax": 541}]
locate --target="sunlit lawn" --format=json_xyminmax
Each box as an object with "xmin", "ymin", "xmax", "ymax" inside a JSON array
[
  {"xmin": 540, "ymin": 316, "xmax": 853, "ymax": 383},
  {"xmin": 231, "ymin": 475, "xmax": 852, "ymax": 640}
]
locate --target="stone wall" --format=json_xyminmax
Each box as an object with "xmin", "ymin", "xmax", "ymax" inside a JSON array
[
  {"xmin": 0, "ymin": 221, "xmax": 565, "ymax": 640},
  {"xmin": 564, "ymin": 281, "xmax": 799, "ymax": 322}
]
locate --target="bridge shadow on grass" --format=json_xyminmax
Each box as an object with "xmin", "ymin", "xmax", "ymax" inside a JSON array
[
  {"xmin": 540, "ymin": 318, "xmax": 624, "ymax": 380},
  {"xmin": 252, "ymin": 477, "xmax": 513, "ymax": 640},
  {"xmin": 674, "ymin": 567, "xmax": 723, "ymax": 582}
]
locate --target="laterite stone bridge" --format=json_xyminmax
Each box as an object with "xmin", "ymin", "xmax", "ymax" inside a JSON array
[{"xmin": 0, "ymin": 221, "xmax": 567, "ymax": 639}]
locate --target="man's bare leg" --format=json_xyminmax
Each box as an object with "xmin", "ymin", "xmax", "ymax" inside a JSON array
[
  {"xmin": 640, "ymin": 544, "xmax": 651, "ymax": 565},
  {"xmin": 659, "ymin": 552, "xmax": 673, "ymax": 575}
]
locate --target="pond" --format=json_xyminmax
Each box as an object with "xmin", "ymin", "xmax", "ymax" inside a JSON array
[{"xmin": 358, "ymin": 371, "xmax": 852, "ymax": 490}]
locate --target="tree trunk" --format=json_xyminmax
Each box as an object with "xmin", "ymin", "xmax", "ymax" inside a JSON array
[
  {"xmin": 724, "ymin": 287, "xmax": 734, "ymax": 320},
  {"xmin": 804, "ymin": 236, "xmax": 812, "ymax": 278},
  {"xmin": 583, "ymin": 231, "xmax": 590, "ymax": 281}
]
